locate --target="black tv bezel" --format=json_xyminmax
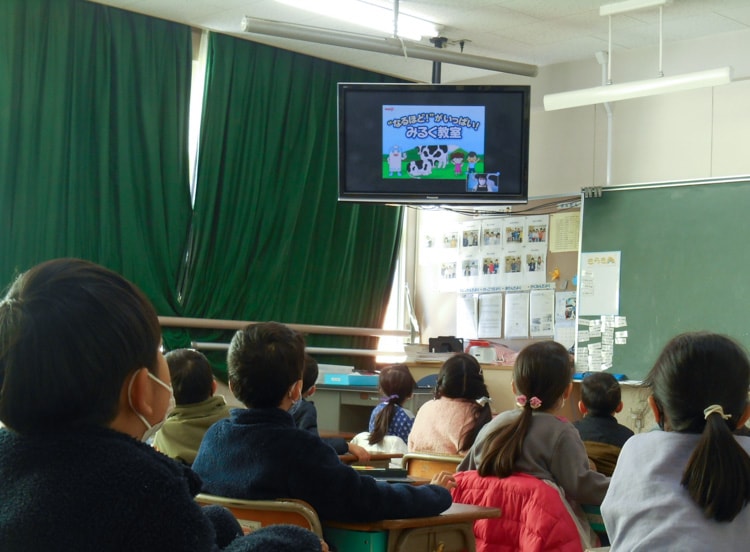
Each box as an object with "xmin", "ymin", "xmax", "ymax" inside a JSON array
[{"xmin": 337, "ymin": 82, "xmax": 530, "ymax": 206}]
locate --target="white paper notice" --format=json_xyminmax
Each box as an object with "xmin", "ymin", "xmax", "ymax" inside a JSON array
[
  {"xmin": 504, "ymin": 292, "xmax": 530, "ymax": 338},
  {"xmin": 579, "ymin": 251, "xmax": 621, "ymax": 316},
  {"xmin": 530, "ymin": 289, "xmax": 555, "ymax": 337},
  {"xmin": 477, "ymin": 293, "xmax": 503, "ymax": 338},
  {"xmin": 456, "ymin": 294, "xmax": 478, "ymax": 339}
]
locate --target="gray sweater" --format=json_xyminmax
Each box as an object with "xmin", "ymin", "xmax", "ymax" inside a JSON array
[{"xmin": 459, "ymin": 409, "xmax": 610, "ymax": 505}]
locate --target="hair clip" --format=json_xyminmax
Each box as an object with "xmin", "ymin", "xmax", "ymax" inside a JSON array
[
  {"xmin": 476, "ymin": 396, "xmax": 492, "ymax": 407},
  {"xmin": 515, "ymin": 394, "xmax": 527, "ymax": 408}
]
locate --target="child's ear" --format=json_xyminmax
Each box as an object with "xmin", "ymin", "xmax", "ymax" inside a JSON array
[
  {"xmin": 614, "ymin": 400, "xmax": 624, "ymax": 414},
  {"xmin": 211, "ymin": 379, "xmax": 217, "ymax": 396},
  {"xmin": 648, "ymin": 395, "xmax": 662, "ymax": 425},
  {"xmin": 578, "ymin": 400, "xmax": 587, "ymax": 415},
  {"xmin": 736, "ymin": 403, "xmax": 750, "ymax": 430},
  {"xmin": 308, "ymin": 384, "xmax": 316, "ymax": 397}
]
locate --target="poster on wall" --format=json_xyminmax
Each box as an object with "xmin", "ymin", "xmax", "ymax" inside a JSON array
[
  {"xmin": 529, "ymin": 289, "xmax": 555, "ymax": 337},
  {"xmin": 579, "ymin": 251, "xmax": 621, "ymax": 316}
]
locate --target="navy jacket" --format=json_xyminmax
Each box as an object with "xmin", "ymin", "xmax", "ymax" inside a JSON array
[{"xmin": 193, "ymin": 408, "xmax": 452, "ymax": 522}]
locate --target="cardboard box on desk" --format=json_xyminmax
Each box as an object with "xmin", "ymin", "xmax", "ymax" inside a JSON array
[{"xmin": 323, "ymin": 373, "xmax": 379, "ymax": 387}]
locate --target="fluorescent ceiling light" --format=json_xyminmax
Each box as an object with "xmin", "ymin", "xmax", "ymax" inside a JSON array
[
  {"xmin": 274, "ymin": 0, "xmax": 438, "ymax": 41},
  {"xmin": 241, "ymin": 17, "xmax": 538, "ymax": 77},
  {"xmin": 600, "ymin": 0, "xmax": 672, "ymax": 17},
  {"xmin": 543, "ymin": 67, "xmax": 732, "ymax": 111}
]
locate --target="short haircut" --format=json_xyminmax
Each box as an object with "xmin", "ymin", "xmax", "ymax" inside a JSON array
[
  {"xmin": 227, "ymin": 322, "xmax": 305, "ymax": 408},
  {"xmin": 165, "ymin": 349, "xmax": 214, "ymax": 405},
  {"xmin": 301, "ymin": 354, "xmax": 319, "ymax": 395},
  {"xmin": 580, "ymin": 372, "xmax": 622, "ymax": 416},
  {"xmin": 0, "ymin": 258, "xmax": 161, "ymax": 433}
]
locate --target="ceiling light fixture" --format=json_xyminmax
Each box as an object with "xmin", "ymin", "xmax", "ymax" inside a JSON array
[
  {"xmin": 274, "ymin": 0, "xmax": 437, "ymax": 41},
  {"xmin": 543, "ymin": 0, "xmax": 732, "ymax": 111},
  {"xmin": 240, "ymin": 17, "xmax": 538, "ymax": 77}
]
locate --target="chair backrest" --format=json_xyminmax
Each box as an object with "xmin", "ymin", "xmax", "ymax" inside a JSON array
[
  {"xmin": 195, "ymin": 493, "xmax": 323, "ymax": 537},
  {"xmin": 401, "ymin": 452, "xmax": 463, "ymax": 479}
]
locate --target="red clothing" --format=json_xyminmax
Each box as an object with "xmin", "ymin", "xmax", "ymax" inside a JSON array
[{"xmin": 451, "ymin": 470, "xmax": 583, "ymax": 552}]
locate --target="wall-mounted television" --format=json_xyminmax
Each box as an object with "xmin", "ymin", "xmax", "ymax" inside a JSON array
[{"xmin": 337, "ymin": 83, "xmax": 530, "ymax": 205}]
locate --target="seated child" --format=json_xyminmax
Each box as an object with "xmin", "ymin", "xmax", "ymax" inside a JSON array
[
  {"xmin": 408, "ymin": 353, "xmax": 493, "ymax": 455},
  {"xmin": 573, "ymin": 371, "xmax": 634, "ymax": 476},
  {"xmin": 0, "ymin": 258, "xmax": 257, "ymax": 551},
  {"xmin": 458, "ymin": 341, "xmax": 609, "ymax": 550},
  {"xmin": 192, "ymin": 322, "xmax": 454, "ymax": 523},
  {"xmin": 154, "ymin": 348, "xmax": 231, "ymax": 465},
  {"xmin": 367, "ymin": 364, "xmax": 417, "ymax": 447},
  {"xmin": 290, "ymin": 354, "xmax": 370, "ymax": 461},
  {"xmin": 602, "ymin": 332, "xmax": 750, "ymax": 550}
]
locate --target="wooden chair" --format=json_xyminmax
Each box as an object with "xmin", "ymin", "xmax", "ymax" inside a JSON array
[
  {"xmin": 401, "ymin": 452, "xmax": 463, "ymax": 479},
  {"xmin": 195, "ymin": 493, "xmax": 323, "ymax": 537}
]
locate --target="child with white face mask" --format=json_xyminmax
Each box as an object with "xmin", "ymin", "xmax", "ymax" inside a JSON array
[{"xmin": 0, "ymin": 259, "xmax": 314, "ymax": 552}]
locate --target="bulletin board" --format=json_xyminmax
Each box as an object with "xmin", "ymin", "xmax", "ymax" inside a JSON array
[{"xmin": 579, "ymin": 178, "xmax": 750, "ymax": 381}]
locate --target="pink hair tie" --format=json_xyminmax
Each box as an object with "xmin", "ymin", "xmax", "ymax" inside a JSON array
[{"xmin": 516, "ymin": 394, "xmax": 542, "ymax": 409}]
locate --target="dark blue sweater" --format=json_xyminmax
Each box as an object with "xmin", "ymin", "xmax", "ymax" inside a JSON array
[
  {"xmin": 192, "ymin": 407, "xmax": 452, "ymax": 522},
  {"xmin": 0, "ymin": 425, "xmax": 241, "ymax": 551}
]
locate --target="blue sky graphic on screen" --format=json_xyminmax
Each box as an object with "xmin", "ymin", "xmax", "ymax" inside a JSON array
[{"xmin": 382, "ymin": 105, "xmax": 493, "ymax": 189}]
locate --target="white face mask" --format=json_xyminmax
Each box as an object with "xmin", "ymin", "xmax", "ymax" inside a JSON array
[{"xmin": 127, "ymin": 371, "xmax": 175, "ymax": 443}]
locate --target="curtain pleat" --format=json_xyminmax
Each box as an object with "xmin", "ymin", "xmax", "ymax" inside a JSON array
[
  {"xmin": 0, "ymin": 0, "xmax": 193, "ymax": 315},
  {"xmin": 181, "ymin": 34, "xmax": 404, "ymax": 371}
]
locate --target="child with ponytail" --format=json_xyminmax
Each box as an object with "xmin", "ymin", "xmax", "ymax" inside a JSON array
[
  {"xmin": 602, "ymin": 332, "xmax": 750, "ymax": 550},
  {"xmin": 457, "ymin": 341, "xmax": 609, "ymax": 548},
  {"xmin": 367, "ymin": 364, "xmax": 417, "ymax": 447}
]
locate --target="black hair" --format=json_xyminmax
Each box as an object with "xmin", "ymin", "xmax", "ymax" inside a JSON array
[
  {"xmin": 646, "ymin": 332, "xmax": 750, "ymax": 522},
  {"xmin": 435, "ymin": 353, "xmax": 493, "ymax": 452},
  {"xmin": 580, "ymin": 371, "xmax": 622, "ymax": 417},
  {"xmin": 301, "ymin": 354, "xmax": 319, "ymax": 396},
  {"xmin": 369, "ymin": 364, "xmax": 415, "ymax": 446},
  {"xmin": 165, "ymin": 348, "xmax": 214, "ymax": 405},
  {"xmin": 478, "ymin": 341, "xmax": 573, "ymax": 478},
  {"xmin": 227, "ymin": 322, "xmax": 305, "ymax": 409},
  {"xmin": 0, "ymin": 258, "xmax": 161, "ymax": 433}
]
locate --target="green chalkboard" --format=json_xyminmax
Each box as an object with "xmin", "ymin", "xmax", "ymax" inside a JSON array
[{"xmin": 579, "ymin": 178, "xmax": 750, "ymax": 382}]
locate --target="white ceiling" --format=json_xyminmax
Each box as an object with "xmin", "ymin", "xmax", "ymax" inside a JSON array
[{"xmin": 88, "ymin": 0, "xmax": 750, "ymax": 82}]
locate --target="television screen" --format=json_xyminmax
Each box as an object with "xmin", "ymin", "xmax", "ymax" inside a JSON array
[{"xmin": 337, "ymin": 83, "xmax": 530, "ymax": 205}]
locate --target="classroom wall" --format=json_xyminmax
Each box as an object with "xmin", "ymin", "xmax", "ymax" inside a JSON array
[
  {"xmin": 409, "ymin": 29, "xmax": 750, "ymax": 428},
  {"xmin": 457, "ymin": 28, "xmax": 750, "ymax": 196}
]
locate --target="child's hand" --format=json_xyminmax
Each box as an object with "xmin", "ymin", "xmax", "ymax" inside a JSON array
[
  {"xmin": 347, "ymin": 442, "xmax": 371, "ymax": 464},
  {"xmin": 430, "ymin": 471, "xmax": 457, "ymax": 490}
]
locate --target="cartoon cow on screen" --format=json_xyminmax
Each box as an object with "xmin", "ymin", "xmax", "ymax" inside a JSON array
[
  {"xmin": 417, "ymin": 145, "xmax": 458, "ymax": 169},
  {"xmin": 406, "ymin": 159, "xmax": 433, "ymax": 178}
]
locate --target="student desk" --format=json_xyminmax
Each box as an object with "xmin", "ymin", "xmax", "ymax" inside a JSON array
[
  {"xmin": 339, "ymin": 452, "xmax": 404, "ymax": 468},
  {"xmin": 323, "ymin": 503, "xmax": 501, "ymax": 552},
  {"xmin": 315, "ymin": 385, "xmax": 434, "ymax": 434}
]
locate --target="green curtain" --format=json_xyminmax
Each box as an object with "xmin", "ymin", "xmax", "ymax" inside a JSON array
[
  {"xmin": 180, "ymin": 34, "xmax": 404, "ymax": 370},
  {"xmin": 0, "ymin": 0, "xmax": 193, "ymax": 315}
]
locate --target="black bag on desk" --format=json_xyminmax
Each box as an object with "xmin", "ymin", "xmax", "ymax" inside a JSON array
[{"xmin": 428, "ymin": 336, "xmax": 463, "ymax": 353}]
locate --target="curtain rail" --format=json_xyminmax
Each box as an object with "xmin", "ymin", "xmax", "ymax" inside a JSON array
[
  {"xmin": 192, "ymin": 342, "xmax": 406, "ymax": 357},
  {"xmin": 158, "ymin": 316, "xmax": 410, "ymax": 338}
]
